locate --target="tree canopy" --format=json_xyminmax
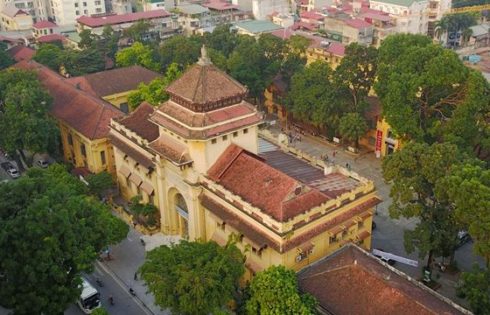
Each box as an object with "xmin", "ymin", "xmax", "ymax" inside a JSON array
[
  {"xmin": 375, "ymin": 34, "xmax": 490, "ymax": 155},
  {"xmin": 382, "ymin": 142, "xmax": 467, "ymax": 267},
  {"xmin": 0, "ymin": 43, "xmax": 14, "ymax": 70},
  {"xmin": 245, "ymin": 265, "xmax": 317, "ymax": 315},
  {"xmin": 127, "ymin": 62, "xmax": 182, "ymax": 109},
  {"xmin": 0, "ymin": 69, "xmax": 59, "ymax": 159},
  {"xmin": 0, "ymin": 165, "xmax": 128, "ymax": 315},
  {"xmin": 339, "ymin": 112, "xmax": 368, "ymax": 148},
  {"xmin": 457, "ymin": 265, "xmax": 490, "ymax": 315},
  {"xmin": 116, "ymin": 42, "xmax": 159, "ymax": 71},
  {"xmin": 140, "ymin": 240, "xmax": 244, "ymax": 315}
]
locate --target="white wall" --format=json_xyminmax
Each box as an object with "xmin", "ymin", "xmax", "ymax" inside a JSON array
[
  {"xmin": 252, "ymin": 0, "xmax": 290, "ymax": 20},
  {"xmin": 50, "ymin": 0, "xmax": 106, "ymax": 26}
]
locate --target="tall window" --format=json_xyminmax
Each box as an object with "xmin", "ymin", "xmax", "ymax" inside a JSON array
[
  {"xmin": 80, "ymin": 144, "xmax": 86, "ymax": 157},
  {"xmin": 68, "ymin": 133, "xmax": 73, "ymax": 145},
  {"xmin": 100, "ymin": 151, "xmax": 106, "ymax": 165}
]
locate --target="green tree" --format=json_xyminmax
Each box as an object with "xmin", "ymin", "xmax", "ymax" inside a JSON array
[
  {"xmin": 129, "ymin": 195, "xmax": 159, "ymax": 227},
  {"xmin": 62, "ymin": 48, "xmax": 106, "ymax": 76},
  {"xmin": 203, "ymin": 24, "xmax": 238, "ymax": 57},
  {"xmin": 116, "ymin": 42, "xmax": 159, "ymax": 71},
  {"xmin": 157, "ymin": 35, "xmax": 202, "ymax": 71},
  {"xmin": 127, "ymin": 62, "xmax": 182, "ymax": 109},
  {"xmin": 0, "ymin": 44, "xmax": 14, "ymax": 70},
  {"xmin": 92, "ymin": 308, "xmax": 110, "ymax": 315},
  {"xmin": 442, "ymin": 162, "xmax": 490, "ymax": 265},
  {"xmin": 457, "ymin": 265, "xmax": 490, "ymax": 315},
  {"xmin": 86, "ymin": 171, "xmax": 114, "ymax": 198},
  {"xmin": 437, "ymin": 13, "xmax": 477, "ymax": 45},
  {"xmin": 78, "ymin": 29, "xmax": 96, "ymax": 49},
  {"xmin": 139, "ymin": 240, "xmax": 245, "ymax": 315},
  {"xmin": 382, "ymin": 142, "xmax": 465, "ymax": 268},
  {"xmin": 287, "ymin": 61, "xmax": 339, "ymax": 136},
  {"xmin": 0, "ymin": 71, "xmax": 59, "ymax": 162},
  {"xmin": 339, "ymin": 112, "xmax": 368, "ymax": 148},
  {"xmin": 245, "ymin": 265, "xmax": 317, "ymax": 315},
  {"xmin": 375, "ymin": 34, "xmax": 479, "ymax": 144},
  {"xmin": 33, "ymin": 43, "xmax": 63, "ymax": 71},
  {"xmin": 124, "ymin": 20, "xmax": 152, "ymax": 42},
  {"xmin": 334, "ymin": 43, "xmax": 377, "ymax": 112},
  {"xmin": 0, "ymin": 165, "xmax": 128, "ymax": 315}
]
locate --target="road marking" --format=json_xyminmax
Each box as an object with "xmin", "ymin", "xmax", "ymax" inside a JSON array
[{"xmin": 96, "ymin": 261, "xmax": 153, "ymax": 315}]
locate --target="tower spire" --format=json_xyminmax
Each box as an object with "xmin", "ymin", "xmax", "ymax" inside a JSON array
[{"xmin": 198, "ymin": 45, "xmax": 212, "ymax": 66}]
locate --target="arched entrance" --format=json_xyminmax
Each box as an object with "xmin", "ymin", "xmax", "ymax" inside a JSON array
[{"xmin": 174, "ymin": 193, "xmax": 189, "ymax": 239}]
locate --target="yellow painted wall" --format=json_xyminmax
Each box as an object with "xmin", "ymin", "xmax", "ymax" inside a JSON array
[
  {"xmin": 59, "ymin": 122, "xmax": 115, "ymax": 174},
  {"xmin": 376, "ymin": 118, "xmax": 402, "ymax": 157},
  {"xmin": 102, "ymin": 91, "xmax": 132, "ymax": 112},
  {"xmin": 305, "ymin": 48, "xmax": 343, "ymax": 69}
]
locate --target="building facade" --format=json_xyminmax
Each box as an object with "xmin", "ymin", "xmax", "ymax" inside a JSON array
[
  {"xmin": 49, "ymin": 0, "xmax": 106, "ymax": 26},
  {"xmin": 369, "ymin": 0, "xmax": 429, "ymax": 35},
  {"xmin": 109, "ymin": 47, "xmax": 380, "ymax": 275},
  {"xmin": 0, "ymin": 5, "xmax": 32, "ymax": 30}
]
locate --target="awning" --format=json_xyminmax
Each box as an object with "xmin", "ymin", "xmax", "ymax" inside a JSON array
[
  {"xmin": 297, "ymin": 241, "xmax": 314, "ymax": 254},
  {"xmin": 119, "ymin": 166, "xmax": 131, "ymax": 178},
  {"xmin": 357, "ymin": 231, "xmax": 371, "ymax": 241},
  {"xmin": 129, "ymin": 173, "xmax": 142, "ymax": 186},
  {"xmin": 140, "ymin": 181, "xmax": 154, "ymax": 195},
  {"xmin": 329, "ymin": 225, "xmax": 346, "ymax": 236},
  {"xmin": 359, "ymin": 211, "xmax": 373, "ymax": 220},
  {"xmin": 210, "ymin": 231, "xmax": 227, "ymax": 246}
]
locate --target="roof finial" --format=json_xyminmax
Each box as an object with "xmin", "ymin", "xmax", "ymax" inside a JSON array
[{"xmin": 198, "ymin": 45, "xmax": 211, "ymax": 66}]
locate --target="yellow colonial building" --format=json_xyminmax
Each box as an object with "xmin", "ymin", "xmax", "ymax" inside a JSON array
[
  {"xmin": 15, "ymin": 60, "xmax": 124, "ymax": 175},
  {"xmin": 109, "ymin": 47, "xmax": 380, "ymax": 275},
  {"xmin": 66, "ymin": 66, "xmax": 160, "ymax": 113}
]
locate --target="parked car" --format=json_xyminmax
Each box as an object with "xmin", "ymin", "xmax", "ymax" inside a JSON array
[
  {"xmin": 36, "ymin": 158, "xmax": 50, "ymax": 168},
  {"xmin": 456, "ymin": 231, "xmax": 472, "ymax": 248},
  {"xmin": 1, "ymin": 162, "xmax": 20, "ymax": 179},
  {"xmin": 373, "ymin": 248, "xmax": 396, "ymax": 266}
]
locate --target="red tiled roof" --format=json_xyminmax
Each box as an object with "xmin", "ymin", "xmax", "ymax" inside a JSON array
[
  {"xmin": 37, "ymin": 34, "xmax": 66, "ymax": 43},
  {"xmin": 14, "ymin": 60, "xmax": 123, "ymax": 140},
  {"xmin": 203, "ymin": 0, "xmax": 239, "ymax": 11},
  {"xmin": 326, "ymin": 41, "xmax": 345, "ymax": 56},
  {"xmin": 298, "ymin": 244, "xmax": 470, "ymax": 315},
  {"xmin": 166, "ymin": 61, "xmax": 248, "ymax": 112},
  {"xmin": 32, "ymin": 20, "xmax": 57, "ymax": 29},
  {"xmin": 344, "ymin": 18, "xmax": 372, "ymax": 29},
  {"xmin": 2, "ymin": 6, "xmax": 28, "ymax": 18},
  {"xmin": 361, "ymin": 11, "xmax": 392, "ymax": 22},
  {"xmin": 300, "ymin": 10, "xmax": 324, "ymax": 20},
  {"xmin": 207, "ymin": 144, "xmax": 329, "ymax": 222},
  {"xmin": 148, "ymin": 134, "xmax": 191, "ymax": 165},
  {"xmin": 116, "ymin": 102, "xmax": 159, "ymax": 141},
  {"xmin": 7, "ymin": 45, "xmax": 35, "ymax": 62},
  {"xmin": 292, "ymin": 21, "xmax": 318, "ymax": 31},
  {"xmin": 66, "ymin": 65, "xmax": 160, "ymax": 98},
  {"xmin": 270, "ymin": 28, "xmax": 294, "ymax": 40},
  {"xmin": 77, "ymin": 10, "xmax": 170, "ymax": 28}
]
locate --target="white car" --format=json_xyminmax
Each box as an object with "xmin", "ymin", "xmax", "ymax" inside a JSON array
[
  {"xmin": 36, "ymin": 159, "xmax": 49, "ymax": 168},
  {"xmin": 6, "ymin": 167, "xmax": 20, "ymax": 179}
]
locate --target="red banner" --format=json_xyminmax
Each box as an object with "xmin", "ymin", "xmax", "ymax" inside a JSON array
[{"xmin": 375, "ymin": 130, "xmax": 383, "ymax": 153}]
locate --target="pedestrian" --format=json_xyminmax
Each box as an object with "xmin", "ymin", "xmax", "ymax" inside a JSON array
[
  {"xmin": 333, "ymin": 150, "xmax": 337, "ymax": 158},
  {"xmin": 109, "ymin": 295, "xmax": 114, "ymax": 306},
  {"xmin": 134, "ymin": 272, "xmax": 138, "ymax": 281},
  {"xmin": 346, "ymin": 163, "xmax": 350, "ymax": 170}
]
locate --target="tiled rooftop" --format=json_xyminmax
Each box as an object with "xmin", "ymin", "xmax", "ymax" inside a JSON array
[{"xmin": 258, "ymin": 138, "xmax": 360, "ymax": 198}]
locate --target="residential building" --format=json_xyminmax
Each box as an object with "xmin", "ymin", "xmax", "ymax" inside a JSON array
[
  {"xmin": 49, "ymin": 0, "xmax": 106, "ymax": 26},
  {"xmin": 0, "ymin": 34, "xmax": 24, "ymax": 48},
  {"xmin": 175, "ymin": 3, "xmax": 212, "ymax": 35},
  {"xmin": 251, "ymin": 0, "xmax": 290, "ymax": 20},
  {"xmin": 270, "ymin": 28, "xmax": 346, "ymax": 68},
  {"xmin": 32, "ymin": 19, "xmax": 58, "ymax": 38},
  {"xmin": 112, "ymin": 0, "xmax": 133, "ymax": 14},
  {"xmin": 66, "ymin": 66, "xmax": 160, "ymax": 113},
  {"xmin": 0, "ymin": 5, "xmax": 32, "ymax": 30},
  {"xmin": 323, "ymin": 11, "xmax": 374, "ymax": 45},
  {"xmin": 369, "ymin": 0, "xmax": 429, "ymax": 35},
  {"xmin": 271, "ymin": 12, "xmax": 294, "ymax": 27},
  {"xmin": 142, "ymin": 0, "xmax": 165, "ymax": 11},
  {"xmin": 468, "ymin": 23, "xmax": 490, "ymax": 48},
  {"xmin": 15, "ymin": 60, "xmax": 124, "ymax": 175},
  {"xmin": 426, "ymin": 0, "xmax": 451, "ymax": 36},
  {"xmin": 109, "ymin": 47, "xmax": 380, "ymax": 275},
  {"xmin": 76, "ymin": 10, "xmax": 176, "ymax": 38},
  {"xmin": 298, "ymin": 244, "xmax": 471, "ymax": 315},
  {"xmin": 234, "ymin": 19, "xmax": 282, "ymax": 37},
  {"xmin": 203, "ymin": 0, "xmax": 251, "ymax": 25},
  {"xmin": 0, "ymin": 0, "xmax": 37, "ymax": 20}
]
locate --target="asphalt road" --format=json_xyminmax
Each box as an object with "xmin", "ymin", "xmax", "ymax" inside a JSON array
[{"xmin": 65, "ymin": 262, "xmax": 150, "ymax": 315}]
